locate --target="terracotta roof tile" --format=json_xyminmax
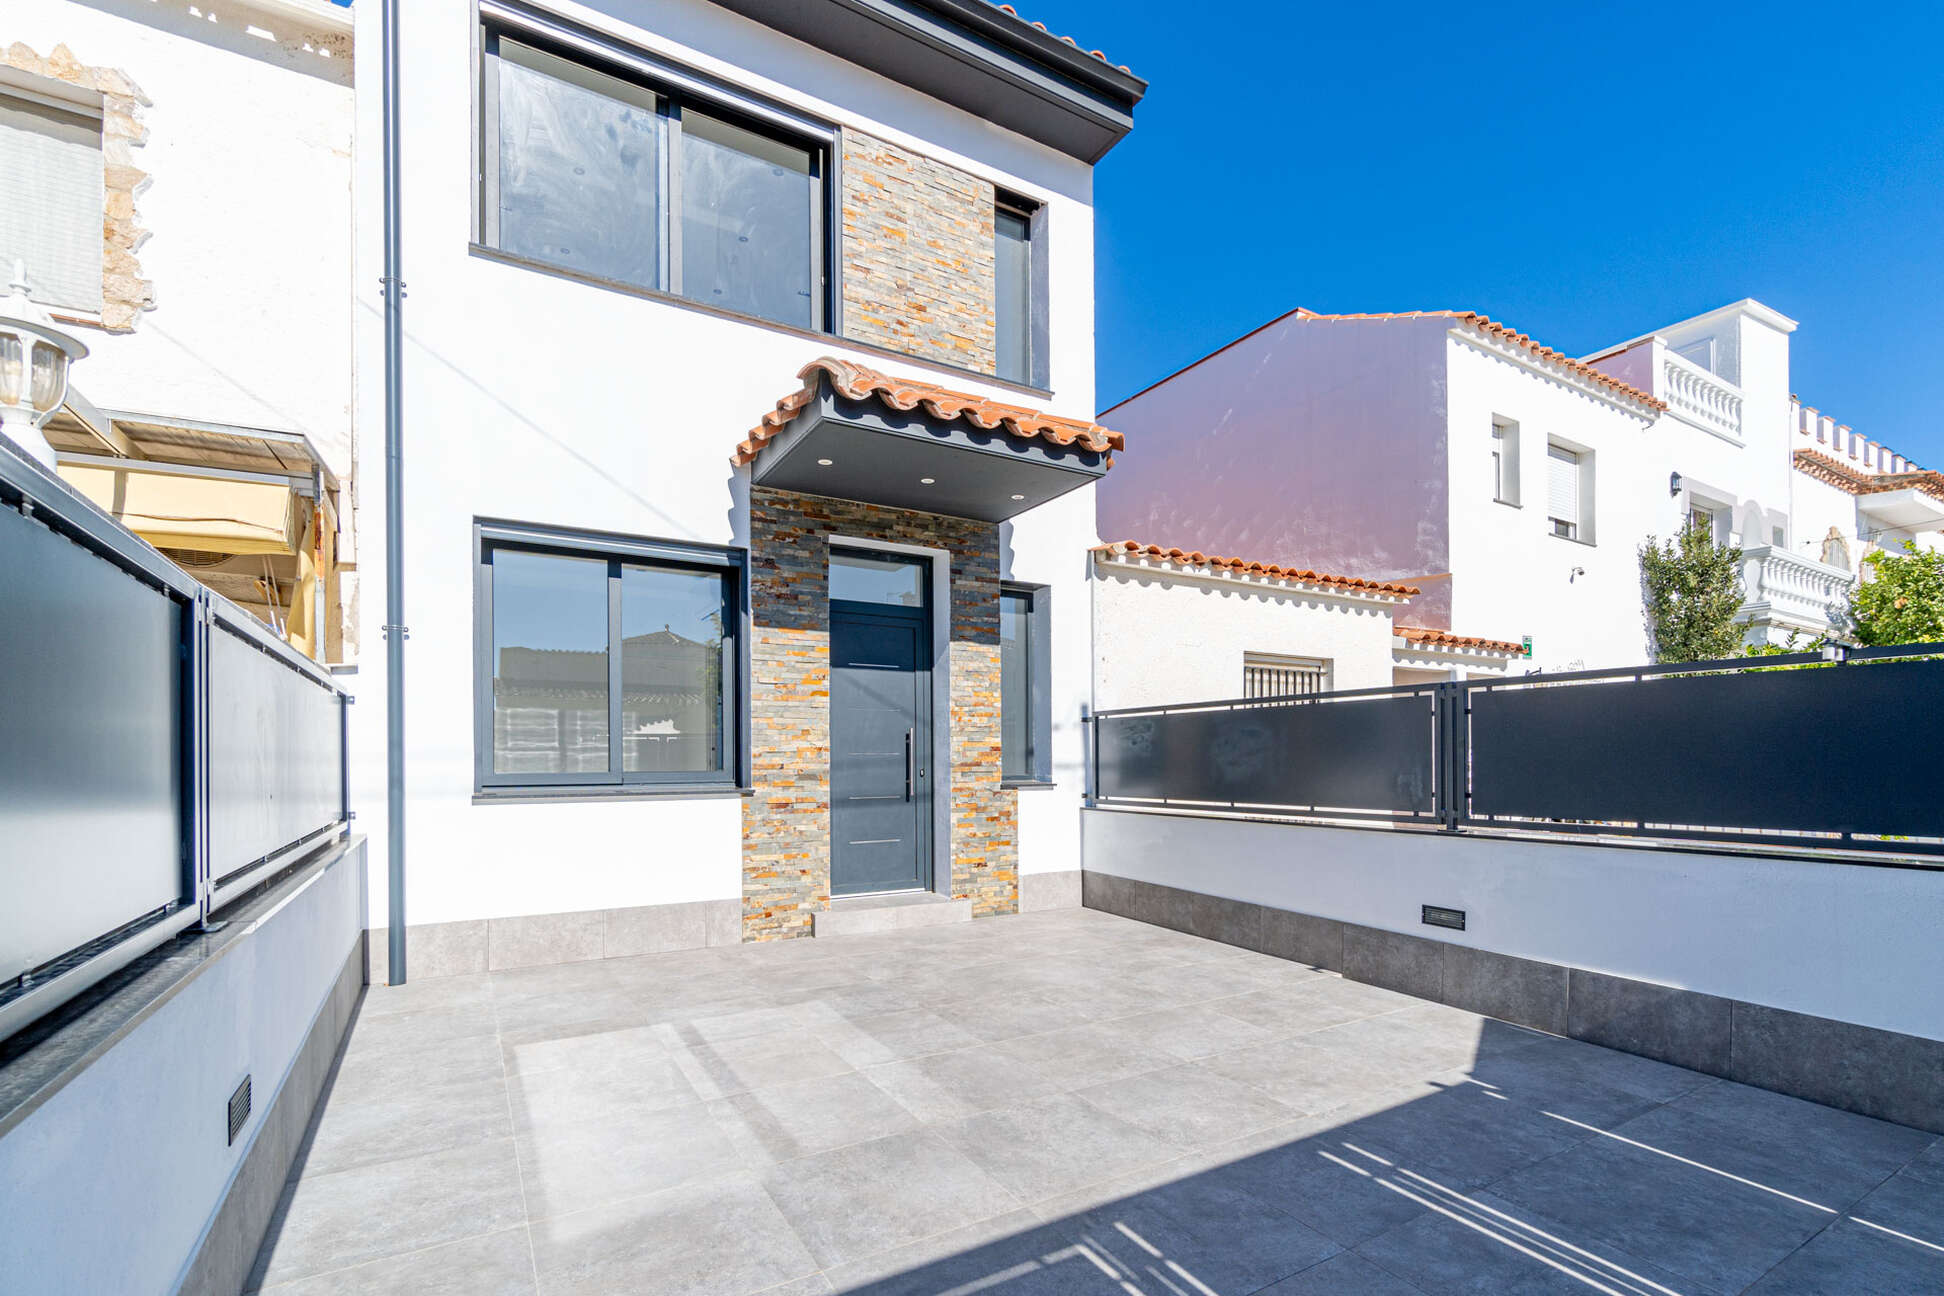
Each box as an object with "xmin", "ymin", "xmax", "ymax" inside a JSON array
[
  {"xmin": 1394, "ymin": 625, "xmax": 1525, "ymax": 656},
  {"xmin": 734, "ymin": 357, "xmax": 1124, "ymax": 468},
  {"xmin": 1290, "ymin": 310, "xmax": 1667, "ymax": 414},
  {"xmin": 1093, "ymin": 540, "xmax": 1420, "ymax": 599},
  {"xmin": 991, "ymin": 3, "xmax": 1133, "ymax": 73},
  {"xmin": 1794, "ymin": 448, "xmax": 1944, "ymax": 503}
]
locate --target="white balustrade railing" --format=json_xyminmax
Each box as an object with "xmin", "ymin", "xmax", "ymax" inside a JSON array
[
  {"xmin": 1739, "ymin": 545, "xmax": 1855, "ymax": 636},
  {"xmin": 1663, "ymin": 352, "xmax": 1744, "ymax": 440}
]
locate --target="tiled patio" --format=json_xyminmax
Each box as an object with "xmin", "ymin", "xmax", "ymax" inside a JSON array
[{"xmin": 249, "ymin": 907, "xmax": 1944, "ymax": 1295}]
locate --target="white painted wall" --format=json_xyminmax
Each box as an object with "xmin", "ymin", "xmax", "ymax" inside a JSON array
[
  {"xmin": 347, "ymin": 0, "xmax": 1102, "ymax": 928},
  {"xmin": 0, "ymin": 839, "xmax": 364, "ymax": 1296},
  {"xmin": 1082, "ymin": 810, "xmax": 1944, "ymax": 1042},
  {"xmin": 1443, "ymin": 334, "xmax": 1657, "ymax": 672},
  {"xmin": 1091, "ymin": 559, "xmax": 1402, "ymax": 711},
  {"xmin": 7, "ymin": 1, "xmax": 354, "ymax": 482}
]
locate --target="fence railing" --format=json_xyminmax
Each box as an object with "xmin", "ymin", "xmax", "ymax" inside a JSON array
[
  {"xmin": 0, "ymin": 438, "xmax": 351, "ymax": 1045},
  {"xmin": 1090, "ymin": 646, "xmax": 1944, "ymax": 860}
]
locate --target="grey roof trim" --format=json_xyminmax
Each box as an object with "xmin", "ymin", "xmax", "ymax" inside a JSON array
[{"xmin": 710, "ymin": 0, "xmax": 1146, "ymax": 162}]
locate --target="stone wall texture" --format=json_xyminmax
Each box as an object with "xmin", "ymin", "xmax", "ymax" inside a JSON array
[
  {"xmin": 742, "ymin": 487, "xmax": 1018, "ymax": 940},
  {"xmin": 3, "ymin": 43, "xmax": 153, "ymax": 331},
  {"xmin": 839, "ymin": 129, "xmax": 997, "ymax": 375}
]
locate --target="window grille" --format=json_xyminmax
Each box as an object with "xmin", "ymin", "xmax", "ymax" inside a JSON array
[{"xmin": 1243, "ymin": 653, "xmax": 1330, "ymax": 699}]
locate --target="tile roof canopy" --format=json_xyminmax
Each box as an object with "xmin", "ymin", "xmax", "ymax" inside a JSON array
[
  {"xmin": 734, "ymin": 357, "xmax": 1124, "ymax": 468},
  {"xmin": 1794, "ymin": 448, "xmax": 1944, "ymax": 503},
  {"xmin": 1290, "ymin": 310, "xmax": 1667, "ymax": 414},
  {"xmin": 1394, "ymin": 625, "xmax": 1525, "ymax": 657},
  {"xmin": 1093, "ymin": 540, "xmax": 1421, "ymax": 600}
]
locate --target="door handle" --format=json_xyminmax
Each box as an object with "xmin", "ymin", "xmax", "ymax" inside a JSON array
[{"xmin": 905, "ymin": 728, "xmax": 914, "ymax": 801}]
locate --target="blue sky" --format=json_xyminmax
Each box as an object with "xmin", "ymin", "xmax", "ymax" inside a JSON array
[{"xmin": 1057, "ymin": 1, "xmax": 1944, "ymax": 464}]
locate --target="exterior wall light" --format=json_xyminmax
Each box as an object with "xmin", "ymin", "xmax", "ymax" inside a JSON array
[
  {"xmin": 0, "ymin": 263, "xmax": 88, "ymax": 473},
  {"xmin": 1669, "ymin": 471, "xmax": 1683, "ymax": 497}
]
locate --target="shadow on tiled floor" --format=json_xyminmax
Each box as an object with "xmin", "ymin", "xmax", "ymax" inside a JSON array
[{"xmin": 246, "ymin": 908, "xmax": 1944, "ymax": 1295}]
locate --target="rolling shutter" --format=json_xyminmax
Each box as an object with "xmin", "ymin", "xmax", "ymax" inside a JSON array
[
  {"xmin": 0, "ymin": 91, "xmax": 105, "ymax": 313},
  {"xmin": 1547, "ymin": 445, "xmax": 1580, "ymax": 527}
]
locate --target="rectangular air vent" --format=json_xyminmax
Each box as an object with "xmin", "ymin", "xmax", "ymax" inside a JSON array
[
  {"xmin": 227, "ymin": 1075, "xmax": 252, "ymax": 1146},
  {"xmin": 1421, "ymin": 904, "xmax": 1466, "ymax": 932}
]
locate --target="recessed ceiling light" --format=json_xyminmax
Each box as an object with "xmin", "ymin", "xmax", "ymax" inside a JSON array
[
  {"xmin": 817, "ymin": 458, "xmax": 833, "ymax": 466},
  {"xmin": 1010, "ymin": 494, "xmax": 1026, "ymax": 501},
  {"xmin": 920, "ymin": 477, "xmax": 935, "ymax": 484}
]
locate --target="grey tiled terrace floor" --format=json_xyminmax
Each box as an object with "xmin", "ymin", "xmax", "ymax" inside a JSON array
[{"xmin": 249, "ymin": 907, "xmax": 1944, "ymax": 1295}]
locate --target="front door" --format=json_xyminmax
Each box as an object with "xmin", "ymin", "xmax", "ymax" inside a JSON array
[{"xmin": 829, "ymin": 551, "xmax": 932, "ymax": 896}]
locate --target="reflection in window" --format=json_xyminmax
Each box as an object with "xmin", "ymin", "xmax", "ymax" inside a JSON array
[
  {"xmin": 830, "ymin": 551, "xmax": 927, "ymax": 608},
  {"xmin": 995, "ymin": 201, "xmax": 1034, "ymax": 384},
  {"xmin": 491, "ymin": 550, "xmax": 611, "ymax": 775},
  {"xmin": 621, "ymin": 565, "xmax": 728, "ymax": 773},
  {"xmin": 1000, "ymin": 589, "xmax": 1032, "ymax": 780}
]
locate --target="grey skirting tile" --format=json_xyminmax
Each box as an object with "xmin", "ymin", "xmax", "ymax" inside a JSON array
[
  {"xmin": 1341, "ymin": 924, "xmax": 1444, "ymax": 1002},
  {"xmin": 1443, "ymin": 944, "xmax": 1568, "ymax": 1036},
  {"xmin": 1729, "ymin": 1000, "xmax": 1944, "ymax": 1134},
  {"xmin": 1259, "ymin": 907, "xmax": 1344, "ymax": 970},
  {"xmin": 1567, "ymin": 968, "xmax": 1733, "ymax": 1075}
]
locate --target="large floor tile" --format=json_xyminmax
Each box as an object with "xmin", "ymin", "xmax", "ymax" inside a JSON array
[
  {"xmin": 1197, "ymin": 1035, "xmax": 1436, "ymax": 1118},
  {"xmin": 1109, "ymin": 1003, "xmax": 1276, "ymax": 1061},
  {"xmin": 505, "ymin": 1044, "xmax": 698, "ymax": 1131},
  {"xmin": 863, "ymin": 1043, "xmax": 1062, "ymax": 1122},
  {"xmin": 1072, "ymin": 1060, "xmax": 1299, "ymax": 1151},
  {"xmin": 529, "ymin": 1172, "xmax": 818, "ymax": 1296},
  {"xmin": 1201, "ymin": 1130, "xmax": 1432, "ymax": 1248},
  {"xmin": 760, "ymin": 1130, "xmax": 1020, "ymax": 1268},
  {"xmin": 1255, "ymin": 1251, "xmax": 1424, "ymax": 1295},
  {"xmin": 660, "ymin": 1026, "xmax": 855, "ymax": 1100},
  {"xmin": 255, "ymin": 1225, "xmax": 535, "ymax": 1295},
  {"xmin": 935, "ymin": 1092, "xmax": 1181, "ymax": 1204},
  {"xmin": 1355, "ymin": 1188, "xmax": 1690, "ymax": 1296},
  {"xmin": 707, "ymin": 1070, "xmax": 920, "ymax": 1165},
  {"xmin": 811, "ymin": 1006, "xmax": 983, "ymax": 1068},
  {"xmin": 1319, "ymin": 1079, "xmax": 1599, "ymax": 1191},
  {"xmin": 1745, "ymin": 1215, "xmax": 1944, "ymax": 1294},
  {"xmin": 253, "ymin": 1138, "xmax": 527, "ymax": 1288},
  {"xmin": 1843, "ymin": 1142, "xmax": 1944, "ymax": 1251},
  {"xmin": 991, "ymin": 1021, "xmax": 1176, "ymax": 1092},
  {"xmin": 301, "ymin": 1073, "xmax": 513, "ymax": 1175},
  {"xmin": 517, "ymin": 1102, "xmax": 749, "ymax": 1219},
  {"xmin": 1484, "ymin": 1132, "xmax": 1840, "ymax": 1293},
  {"xmin": 1208, "ymin": 979, "xmax": 1413, "ymax": 1039}
]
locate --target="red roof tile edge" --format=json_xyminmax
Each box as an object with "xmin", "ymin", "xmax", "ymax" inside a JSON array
[
  {"xmin": 734, "ymin": 357, "xmax": 1125, "ymax": 468},
  {"xmin": 1794, "ymin": 448, "xmax": 1944, "ymax": 503},
  {"xmin": 991, "ymin": 3, "xmax": 1134, "ymax": 74},
  {"xmin": 1093, "ymin": 540, "xmax": 1420, "ymax": 599},
  {"xmin": 1292, "ymin": 310, "xmax": 1667, "ymax": 414},
  {"xmin": 1394, "ymin": 625, "xmax": 1525, "ymax": 656}
]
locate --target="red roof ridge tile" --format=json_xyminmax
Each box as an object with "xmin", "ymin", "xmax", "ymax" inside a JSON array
[
  {"xmin": 1794, "ymin": 447, "xmax": 1944, "ymax": 502},
  {"xmin": 1289, "ymin": 309, "xmax": 1666, "ymax": 413},
  {"xmin": 1092, "ymin": 539, "xmax": 1420, "ymax": 599},
  {"xmin": 734, "ymin": 356, "xmax": 1124, "ymax": 467},
  {"xmin": 989, "ymin": 3, "xmax": 1128, "ymax": 75},
  {"xmin": 1394, "ymin": 624, "xmax": 1525, "ymax": 656}
]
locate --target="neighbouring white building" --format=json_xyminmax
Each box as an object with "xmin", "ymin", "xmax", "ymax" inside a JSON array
[
  {"xmin": 1090, "ymin": 539, "xmax": 1521, "ymax": 711},
  {"xmin": 1099, "ymin": 300, "xmax": 1943, "ymax": 676},
  {"xmin": 2, "ymin": 0, "xmax": 357, "ymax": 661},
  {"xmin": 345, "ymin": 0, "xmax": 1145, "ymax": 973}
]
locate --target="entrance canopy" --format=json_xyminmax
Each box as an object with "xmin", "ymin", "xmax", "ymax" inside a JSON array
[{"xmin": 735, "ymin": 357, "xmax": 1124, "ymax": 523}]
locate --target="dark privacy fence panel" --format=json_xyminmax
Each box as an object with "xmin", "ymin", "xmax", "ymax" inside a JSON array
[
  {"xmin": 1096, "ymin": 692, "xmax": 1436, "ymax": 814},
  {"xmin": 1468, "ymin": 659, "xmax": 1944, "ymax": 838}
]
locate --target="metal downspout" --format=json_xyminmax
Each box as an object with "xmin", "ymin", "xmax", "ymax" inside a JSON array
[{"xmin": 380, "ymin": 0, "xmax": 408, "ymax": 984}]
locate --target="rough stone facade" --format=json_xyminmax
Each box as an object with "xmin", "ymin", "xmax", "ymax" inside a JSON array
[
  {"xmin": 742, "ymin": 487, "xmax": 1018, "ymax": 940},
  {"xmin": 839, "ymin": 129, "xmax": 997, "ymax": 375},
  {"xmin": 3, "ymin": 43, "xmax": 153, "ymax": 331}
]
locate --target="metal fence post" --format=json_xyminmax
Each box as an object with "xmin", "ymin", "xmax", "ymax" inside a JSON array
[
  {"xmin": 189, "ymin": 589, "xmax": 220, "ymax": 931},
  {"xmin": 1079, "ymin": 703, "xmax": 1095, "ymax": 804},
  {"xmin": 1434, "ymin": 681, "xmax": 1464, "ymax": 832}
]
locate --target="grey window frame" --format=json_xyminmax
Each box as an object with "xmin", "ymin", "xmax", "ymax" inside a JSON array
[
  {"xmin": 994, "ymin": 190, "xmax": 1050, "ymax": 389},
  {"xmin": 476, "ymin": 3, "xmax": 833, "ymax": 333},
  {"xmin": 999, "ymin": 581, "xmax": 1053, "ymax": 785},
  {"xmin": 473, "ymin": 519, "xmax": 749, "ymax": 796}
]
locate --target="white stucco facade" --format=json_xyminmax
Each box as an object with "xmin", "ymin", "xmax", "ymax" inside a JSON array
[{"xmin": 346, "ymin": 0, "xmax": 1119, "ymax": 941}]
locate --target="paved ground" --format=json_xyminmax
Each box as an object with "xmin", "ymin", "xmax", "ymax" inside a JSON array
[{"xmin": 249, "ymin": 907, "xmax": 1944, "ymax": 1295}]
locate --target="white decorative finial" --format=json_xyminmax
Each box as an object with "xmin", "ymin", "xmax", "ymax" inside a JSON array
[{"xmin": 6, "ymin": 259, "xmax": 29, "ymax": 299}]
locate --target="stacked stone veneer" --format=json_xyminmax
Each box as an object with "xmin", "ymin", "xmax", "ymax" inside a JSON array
[
  {"xmin": 840, "ymin": 130, "xmax": 997, "ymax": 375},
  {"xmin": 3, "ymin": 43, "xmax": 153, "ymax": 331},
  {"xmin": 742, "ymin": 487, "xmax": 1018, "ymax": 940}
]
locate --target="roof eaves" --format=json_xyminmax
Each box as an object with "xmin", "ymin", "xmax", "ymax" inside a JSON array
[{"xmin": 1093, "ymin": 539, "xmax": 1421, "ymax": 600}]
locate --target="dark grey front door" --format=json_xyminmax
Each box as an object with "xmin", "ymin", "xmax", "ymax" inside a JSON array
[{"xmin": 829, "ymin": 556, "xmax": 932, "ymax": 896}]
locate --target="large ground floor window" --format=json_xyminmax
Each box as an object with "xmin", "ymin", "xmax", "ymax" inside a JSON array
[{"xmin": 475, "ymin": 521, "xmax": 745, "ymax": 792}]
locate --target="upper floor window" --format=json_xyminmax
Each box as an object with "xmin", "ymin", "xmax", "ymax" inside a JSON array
[
  {"xmin": 994, "ymin": 193, "xmax": 1046, "ymax": 387},
  {"xmin": 1547, "ymin": 443, "xmax": 1591, "ymax": 542},
  {"xmin": 1673, "ymin": 336, "xmax": 1715, "ymax": 373},
  {"xmin": 0, "ymin": 85, "xmax": 104, "ymax": 313},
  {"xmin": 1490, "ymin": 417, "xmax": 1520, "ymax": 505},
  {"xmin": 1000, "ymin": 583, "xmax": 1051, "ymax": 783},
  {"xmin": 480, "ymin": 25, "xmax": 828, "ymax": 332}
]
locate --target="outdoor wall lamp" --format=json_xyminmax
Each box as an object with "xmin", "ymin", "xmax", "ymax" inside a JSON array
[
  {"xmin": 1569, "ymin": 566, "xmax": 1586, "ymax": 583},
  {"xmin": 1669, "ymin": 471, "xmax": 1683, "ymax": 497},
  {"xmin": 0, "ymin": 262, "xmax": 88, "ymax": 473}
]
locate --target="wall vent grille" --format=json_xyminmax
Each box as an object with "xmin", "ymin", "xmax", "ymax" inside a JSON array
[{"xmin": 227, "ymin": 1075, "xmax": 252, "ymax": 1146}]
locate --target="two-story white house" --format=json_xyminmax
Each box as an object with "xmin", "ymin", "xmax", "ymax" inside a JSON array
[
  {"xmin": 1098, "ymin": 299, "xmax": 1938, "ymax": 679},
  {"xmin": 347, "ymin": 0, "xmax": 1145, "ymax": 976}
]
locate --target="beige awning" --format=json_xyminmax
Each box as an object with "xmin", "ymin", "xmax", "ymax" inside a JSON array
[{"xmin": 59, "ymin": 464, "xmax": 299, "ymax": 555}]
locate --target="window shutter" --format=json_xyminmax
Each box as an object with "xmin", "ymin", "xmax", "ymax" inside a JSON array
[
  {"xmin": 0, "ymin": 93, "xmax": 104, "ymax": 313},
  {"xmin": 1547, "ymin": 446, "xmax": 1579, "ymax": 524}
]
